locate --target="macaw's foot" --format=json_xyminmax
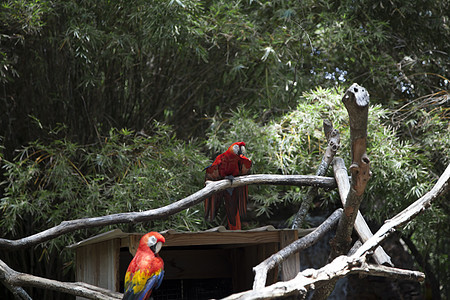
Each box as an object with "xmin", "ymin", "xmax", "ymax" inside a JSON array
[{"xmin": 225, "ymin": 175, "xmax": 235, "ymax": 184}]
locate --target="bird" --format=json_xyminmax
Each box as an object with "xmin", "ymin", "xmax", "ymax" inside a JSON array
[
  {"xmin": 204, "ymin": 142, "xmax": 252, "ymax": 230},
  {"xmin": 122, "ymin": 232, "xmax": 165, "ymax": 300}
]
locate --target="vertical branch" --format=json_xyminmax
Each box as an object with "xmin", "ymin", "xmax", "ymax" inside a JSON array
[
  {"xmin": 333, "ymin": 158, "xmax": 392, "ymax": 266},
  {"xmin": 291, "ymin": 119, "xmax": 340, "ymax": 229},
  {"xmin": 332, "ymin": 83, "xmax": 371, "ymax": 255},
  {"xmin": 312, "ymin": 83, "xmax": 371, "ymax": 300}
]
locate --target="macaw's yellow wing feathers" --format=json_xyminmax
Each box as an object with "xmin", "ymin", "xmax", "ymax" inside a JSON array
[{"xmin": 122, "ymin": 232, "xmax": 165, "ymax": 300}]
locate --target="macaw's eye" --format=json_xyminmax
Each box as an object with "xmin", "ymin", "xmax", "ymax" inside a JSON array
[
  {"xmin": 232, "ymin": 144, "xmax": 240, "ymax": 155},
  {"xmin": 147, "ymin": 235, "xmax": 157, "ymax": 248},
  {"xmin": 240, "ymin": 146, "xmax": 246, "ymax": 155}
]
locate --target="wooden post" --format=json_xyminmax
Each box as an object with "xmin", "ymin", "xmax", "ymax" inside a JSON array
[{"xmin": 279, "ymin": 231, "xmax": 300, "ymax": 281}]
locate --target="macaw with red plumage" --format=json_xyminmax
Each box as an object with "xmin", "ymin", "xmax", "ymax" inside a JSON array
[
  {"xmin": 122, "ymin": 232, "xmax": 165, "ymax": 300},
  {"xmin": 204, "ymin": 142, "xmax": 252, "ymax": 230}
]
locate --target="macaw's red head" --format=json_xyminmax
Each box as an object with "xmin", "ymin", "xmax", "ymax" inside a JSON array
[
  {"xmin": 140, "ymin": 232, "xmax": 165, "ymax": 254},
  {"xmin": 228, "ymin": 142, "xmax": 247, "ymax": 158}
]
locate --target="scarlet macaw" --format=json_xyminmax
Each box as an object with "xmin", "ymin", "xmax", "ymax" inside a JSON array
[
  {"xmin": 204, "ymin": 142, "xmax": 252, "ymax": 230},
  {"xmin": 122, "ymin": 232, "xmax": 165, "ymax": 300}
]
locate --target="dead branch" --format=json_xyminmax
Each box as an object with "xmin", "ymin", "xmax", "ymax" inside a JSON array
[
  {"xmin": 224, "ymin": 255, "xmax": 424, "ymax": 300},
  {"xmin": 313, "ymin": 84, "xmax": 372, "ymax": 300},
  {"xmin": 291, "ymin": 119, "xmax": 341, "ymax": 228},
  {"xmin": 350, "ymin": 263, "xmax": 425, "ymax": 281},
  {"xmin": 316, "ymin": 119, "xmax": 341, "ymax": 176},
  {"xmin": 333, "ymin": 157, "xmax": 392, "ymax": 266},
  {"xmin": 0, "ymin": 259, "xmax": 122, "ymax": 300},
  {"xmin": 352, "ymin": 163, "xmax": 450, "ymax": 259},
  {"xmin": 333, "ymin": 83, "xmax": 371, "ymax": 255},
  {"xmin": 223, "ymin": 163, "xmax": 449, "ymax": 300},
  {"xmin": 253, "ymin": 209, "xmax": 342, "ymax": 289},
  {"xmin": 0, "ymin": 174, "xmax": 336, "ymax": 251}
]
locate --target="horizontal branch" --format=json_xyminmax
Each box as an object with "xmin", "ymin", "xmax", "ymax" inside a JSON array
[
  {"xmin": 0, "ymin": 259, "xmax": 122, "ymax": 300},
  {"xmin": 351, "ymin": 263, "xmax": 425, "ymax": 282},
  {"xmin": 0, "ymin": 174, "xmax": 336, "ymax": 250}
]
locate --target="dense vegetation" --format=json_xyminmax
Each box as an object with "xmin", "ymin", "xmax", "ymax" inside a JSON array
[{"xmin": 1, "ymin": 0, "xmax": 448, "ymax": 299}]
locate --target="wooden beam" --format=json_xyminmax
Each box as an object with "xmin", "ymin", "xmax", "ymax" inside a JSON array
[{"xmin": 279, "ymin": 231, "xmax": 300, "ymax": 281}]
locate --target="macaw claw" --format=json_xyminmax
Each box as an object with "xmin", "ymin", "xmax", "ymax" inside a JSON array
[{"xmin": 225, "ymin": 175, "xmax": 235, "ymax": 185}]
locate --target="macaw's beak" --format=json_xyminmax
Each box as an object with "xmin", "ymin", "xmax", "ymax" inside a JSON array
[{"xmin": 151, "ymin": 241, "xmax": 163, "ymax": 254}]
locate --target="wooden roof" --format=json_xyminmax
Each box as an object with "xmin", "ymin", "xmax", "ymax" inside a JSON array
[{"xmin": 68, "ymin": 226, "xmax": 314, "ymax": 253}]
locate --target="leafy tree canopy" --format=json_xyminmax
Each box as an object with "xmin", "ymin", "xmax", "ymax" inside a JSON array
[{"xmin": 1, "ymin": 0, "xmax": 448, "ymax": 154}]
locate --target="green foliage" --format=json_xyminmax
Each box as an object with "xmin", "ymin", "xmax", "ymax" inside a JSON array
[
  {"xmin": 0, "ymin": 0, "xmax": 50, "ymax": 82},
  {"xmin": 2, "ymin": 0, "xmax": 448, "ymax": 157},
  {"xmin": 206, "ymin": 86, "xmax": 445, "ymax": 224},
  {"xmin": 0, "ymin": 123, "xmax": 210, "ymax": 253}
]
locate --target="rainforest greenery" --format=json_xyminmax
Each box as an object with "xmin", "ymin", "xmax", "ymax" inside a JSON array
[{"xmin": 1, "ymin": 0, "xmax": 448, "ymax": 299}]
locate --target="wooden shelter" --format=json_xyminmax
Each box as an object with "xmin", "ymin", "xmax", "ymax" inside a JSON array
[{"xmin": 68, "ymin": 226, "xmax": 313, "ymax": 299}]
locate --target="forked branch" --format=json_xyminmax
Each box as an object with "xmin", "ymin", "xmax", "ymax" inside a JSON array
[{"xmin": 223, "ymin": 163, "xmax": 449, "ymax": 299}]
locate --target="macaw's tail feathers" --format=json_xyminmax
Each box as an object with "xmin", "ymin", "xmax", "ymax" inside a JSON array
[
  {"xmin": 224, "ymin": 187, "xmax": 248, "ymax": 230},
  {"xmin": 227, "ymin": 210, "xmax": 241, "ymax": 230},
  {"xmin": 237, "ymin": 185, "xmax": 248, "ymax": 218},
  {"xmin": 204, "ymin": 193, "xmax": 223, "ymax": 222},
  {"xmin": 206, "ymin": 186, "xmax": 248, "ymax": 230}
]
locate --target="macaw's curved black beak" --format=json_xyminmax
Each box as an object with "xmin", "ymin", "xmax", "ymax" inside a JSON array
[{"xmin": 150, "ymin": 241, "xmax": 163, "ymax": 254}]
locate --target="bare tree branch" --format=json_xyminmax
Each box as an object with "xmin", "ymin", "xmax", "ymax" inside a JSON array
[
  {"xmin": 333, "ymin": 157, "xmax": 392, "ymax": 266},
  {"xmin": 352, "ymin": 163, "xmax": 450, "ymax": 259},
  {"xmin": 332, "ymin": 83, "xmax": 371, "ymax": 255},
  {"xmin": 291, "ymin": 119, "xmax": 341, "ymax": 229},
  {"xmin": 253, "ymin": 208, "xmax": 342, "ymax": 289},
  {"xmin": 0, "ymin": 259, "xmax": 122, "ymax": 300},
  {"xmin": 224, "ymin": 255, "xmax": 424, "ymax": 300},
  {"xmin": 223, "ymin": 163, "xmax": 449, "ymax": 299},
  {"xmin": 0, "ymin": 174, "xmax": 337, "ymax": 251}
]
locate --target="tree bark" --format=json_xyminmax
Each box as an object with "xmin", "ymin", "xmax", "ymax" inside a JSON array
[
  {"xmin": 253, "ymin": 209, "xmax": 342, "ymax": 289},
  {"xmin": 0, "ymin": 259, "xmax": 122, "ymax": 300},
  {"xmin": 313, "ymin": 83, "xmax": 371, "ymax": 300},
  {"xmin": 333, "ymin": 157, "xmax": 392, "ymax": 266}
]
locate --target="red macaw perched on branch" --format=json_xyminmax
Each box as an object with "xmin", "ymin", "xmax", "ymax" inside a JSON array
[
  {"xmin": 122, "ymin": 232, "xmax": 165, "ymax": 300},
  {"xmin": 204, "ymin": 142, "xmax": 252, "ymax": 230}
]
